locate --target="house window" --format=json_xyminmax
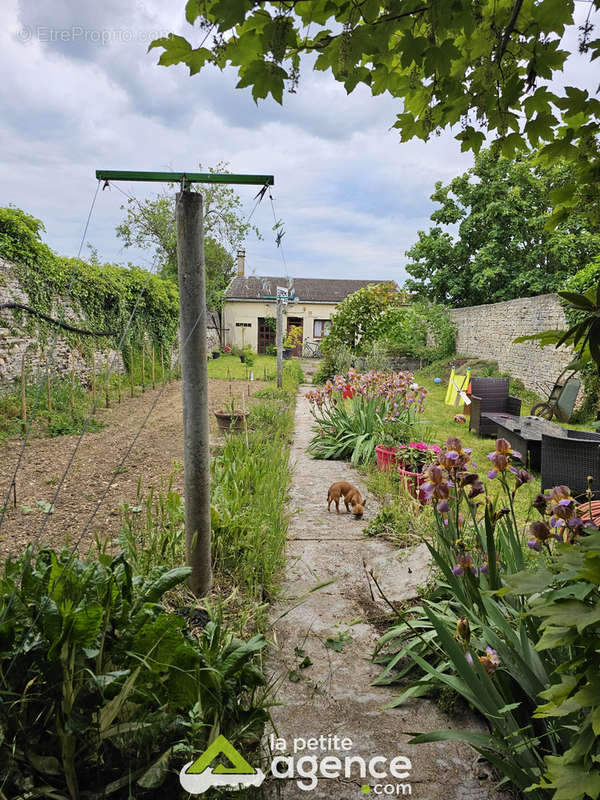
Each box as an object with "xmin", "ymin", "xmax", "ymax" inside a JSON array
[{"xmin": 313, "ymin": 319, "xmax": 331, "ymax": 339}]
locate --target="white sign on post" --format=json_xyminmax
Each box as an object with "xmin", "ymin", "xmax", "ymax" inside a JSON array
[{"xmin": 276, "ymin": 286, "xmax": 288, "ymax": 306}]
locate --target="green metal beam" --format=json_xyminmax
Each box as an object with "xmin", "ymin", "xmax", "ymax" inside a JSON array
[{"xmin": 95, "ymin": 170, "xmax": 274, "ymax": 186}]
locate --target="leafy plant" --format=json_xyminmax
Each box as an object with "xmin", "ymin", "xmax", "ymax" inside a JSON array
[
  {"xmin": 283, "ymin": 324, "xmax": 302, "ymax": 350},
  {"xmin": 0, "ymin": 548, "xmax": 268, "ymax": 798},
  {"xmin": 502, "ymin": 524, "xmax": 600, "ymax": 799},
  {"xmin": 0, "ymin": 206, "xmax": 179, "ymax": 355}
]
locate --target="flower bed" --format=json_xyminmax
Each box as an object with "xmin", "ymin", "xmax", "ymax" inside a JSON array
[{"xmin": 305, "ymin": 369, "xmax": 427, "ymax": 465}]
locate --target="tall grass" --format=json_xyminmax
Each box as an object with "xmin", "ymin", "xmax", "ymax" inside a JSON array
[{"xmin": 118, "ymin": 360, "xmax": 303, "ymax": 618}]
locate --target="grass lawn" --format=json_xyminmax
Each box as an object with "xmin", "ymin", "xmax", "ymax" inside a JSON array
[{"xmin": 207, "ymin": 353, "xmax": 280, "ymax": 381}]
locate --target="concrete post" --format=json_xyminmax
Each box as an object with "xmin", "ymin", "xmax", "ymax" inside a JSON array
[{"xmin": 176, "ymin": 190, "xmax": 212, "ymax": 596}]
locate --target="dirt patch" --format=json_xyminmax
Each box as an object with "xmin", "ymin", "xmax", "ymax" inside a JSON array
[{"xmin": 0, "ymin": 377, "xmax": 267, "ymax": 563}]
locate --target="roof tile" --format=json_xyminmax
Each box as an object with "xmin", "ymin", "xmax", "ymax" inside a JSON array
[{"xmin": 226, "ymin": 276, "xmax": 390, "ymax": 303}]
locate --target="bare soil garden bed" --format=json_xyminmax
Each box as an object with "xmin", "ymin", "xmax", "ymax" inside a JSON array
[{"xmin": 0, "ymin": 378, "xmax": 266, "ymax": 563}]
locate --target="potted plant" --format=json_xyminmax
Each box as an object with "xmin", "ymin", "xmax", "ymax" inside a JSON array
[
  {"xmin": 241, "ymin": 347, "xmax": 255, "ymax": 366},
  {"xmin": 214, "ymin": 395, "xmax": 249, "ymax": 433},
  {"xmin": 283, "ymin": 325, "xmax": 303, "ymax": 359},
  {"xmin": 375, "ymin": 417, "xmax": 419, "ymax": 471},
  {"xmin": 396, "ymin": 441, "xmax": 442, "ymax": 503}
]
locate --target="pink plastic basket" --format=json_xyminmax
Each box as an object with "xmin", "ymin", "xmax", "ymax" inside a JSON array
[
  {"xmin": 397, "ymin": 464, "xmax": 428, "ymax": 505},
  {"xmin": 375, "ymin": 445, "xmax": 400, "ymax": 472}
]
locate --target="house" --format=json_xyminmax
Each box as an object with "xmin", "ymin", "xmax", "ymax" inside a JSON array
[{"xmin": 222, "ymin": 252, "xmax": 389, "ymax": 354}]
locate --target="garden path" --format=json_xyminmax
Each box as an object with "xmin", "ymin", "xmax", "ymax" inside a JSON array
[{"xmin": 262, "ymin": 383, "xmax": 508, "ymax": 800}]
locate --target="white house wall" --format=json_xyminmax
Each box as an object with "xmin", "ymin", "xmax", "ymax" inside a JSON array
[{"xmin": 223, "ymin": 300, "xmax": 339, "ymax": 351}]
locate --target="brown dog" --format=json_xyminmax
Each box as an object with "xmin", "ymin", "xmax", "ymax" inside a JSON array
[{"xmin": 327, "ymin": 481, "xmax": 367, "ymax": 518}]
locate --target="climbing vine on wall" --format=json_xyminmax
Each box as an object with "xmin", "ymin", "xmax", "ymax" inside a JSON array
[{"xmin": 0, "ymin": 206, "xmax": 179, "ymax": 353}]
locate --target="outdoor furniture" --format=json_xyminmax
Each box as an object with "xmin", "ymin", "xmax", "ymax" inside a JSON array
[
  {"xmin": 541, "ymin": 431, "xmax": 600, "ymax": 499},
  {"xmin": 469, "ymin": 378, "xmax": 522, "ymax": 437},
  {"xmin": 482, "ymin": 413, "xmax": 568, "ymax": 471}
]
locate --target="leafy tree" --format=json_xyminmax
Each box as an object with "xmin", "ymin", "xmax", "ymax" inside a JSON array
[
  {"xmin": 382, "ymin": 301, "xmax": 456, "ymax": 362},
  {"xmin": 322, "ymin": 282, "xmax": 406, "ymax": 352},
  {"xmin": 404, "ymin": 150, "xmax": 600, "ymax": 307},
  {"xmin": 116, "ymin": 163, "xmax": 260, "ymax": 309},
  {"xmin": 149, "ymin": 1, "xmax": 600, "ymax": 219}
]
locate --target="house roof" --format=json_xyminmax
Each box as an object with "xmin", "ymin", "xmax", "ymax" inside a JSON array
[{"xmin": 226, "ymin": 276, "xmax": 390, "ymax": 303}]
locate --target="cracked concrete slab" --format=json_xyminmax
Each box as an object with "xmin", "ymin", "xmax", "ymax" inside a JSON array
[{"xmin": 262, "ymin": 385, "xmax": 508, "ymax": 799}]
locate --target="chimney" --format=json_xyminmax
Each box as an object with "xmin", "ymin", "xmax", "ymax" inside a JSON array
[{"xmin": 236, "ymin": 249, "xmax": 246, "ymax": 276}]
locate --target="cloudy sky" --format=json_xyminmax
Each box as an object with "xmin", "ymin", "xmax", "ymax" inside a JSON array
[{"xmin": 1, "ymin": 1, "xmax": 597, "ymax": 284}]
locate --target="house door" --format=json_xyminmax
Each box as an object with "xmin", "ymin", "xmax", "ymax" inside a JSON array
[
  {"xmin": 257, "ymin": 317, "xmax": 276, "ymax": 354},
  {"xmin": 286, "ymin": 317, "xmax": 303, "ymax": 357}
]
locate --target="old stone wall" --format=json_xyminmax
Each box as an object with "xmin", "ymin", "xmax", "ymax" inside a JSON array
[
  {"xmin": 0, "ymin": 257, "xmax": 122, "ymax": 386},
  {"xmin": 448, "ymin": 294, "xmax": 578, "ymax": 399},
  {"xmin": 0, "ymin": 258, "xmax": 222, "ymax": 386}
]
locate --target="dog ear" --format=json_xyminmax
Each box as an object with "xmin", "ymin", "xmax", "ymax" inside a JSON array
[{"xmin": 362, "ymin": 496, "xmax": 367, "ymax": 506}]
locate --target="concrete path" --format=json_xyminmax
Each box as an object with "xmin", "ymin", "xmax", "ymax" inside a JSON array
[{"xmin": 262, "ymin": 385, "xmax": 507, "ymax": 800}]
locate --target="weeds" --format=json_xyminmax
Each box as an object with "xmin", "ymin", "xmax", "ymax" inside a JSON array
[{"xmin": 118, "ymin": 359, "xmax": 303, "ymax": 628}]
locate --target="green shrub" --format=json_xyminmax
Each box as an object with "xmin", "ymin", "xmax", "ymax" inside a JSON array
[
  {"xmin": 321, "ymin": 282, "xmax": 406, "ymax": 353},
  {"xmin": 313, "ymin": 343, "xmax": 354, "ymax": 384},
  {"xmin": 381, "ymin": 301, "xmax": 456, "ymax": 363}
]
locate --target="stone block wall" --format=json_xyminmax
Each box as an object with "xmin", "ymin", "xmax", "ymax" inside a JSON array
[{"xmin": 448, "ymin": 294, "xmax": 578, "ymax": 399}]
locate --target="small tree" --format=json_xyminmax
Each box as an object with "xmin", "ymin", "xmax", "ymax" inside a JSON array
[
  {"xmin": 322, "ymin": 282, "xmax": 407, "ymax": 353},
  {"xmin": 115, "ymin": 162, "xmax": 260, "ymax": 309}
]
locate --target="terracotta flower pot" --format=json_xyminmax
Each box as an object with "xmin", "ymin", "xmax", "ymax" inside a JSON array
[{"xmin": 214, "ymin": 410, "xmax": 249, "ymax": 433}]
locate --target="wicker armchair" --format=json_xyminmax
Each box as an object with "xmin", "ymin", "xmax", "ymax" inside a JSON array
[
  {"xmin": 541, "ymin": 432, "xmax": 600, "ymax": 499},
  {"xmin": 469, "ymin": 377, "xmax": 522, "ymax": 437}
]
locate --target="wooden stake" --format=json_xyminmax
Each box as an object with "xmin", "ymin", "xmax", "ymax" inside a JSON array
[
  {"xmin": 105, "ymin": 368, "xmax": 110, "ymax": 408},
  {"xmin": 46, "ymin": 362, "xmax": 52, "ymax": 413},
  {"xmin": 20, "ymin": 354, "xmax": 27, "ymax": 433},
  {"xmin": 141, "ymin": 345, "xmax": 145, "ymax": 393},
  {"xmin": 70, "ymin": 362, "xmax": 75, "ymax": 413},
  {"xmin": 160, "ymin": 344, "xmax": 165, "ymax": 383},
  {"xmin": 152, "ymin": 344, "xmax": 155, "ymax": 389},
  {"xmin": 130, "ymin": 348, "xmax": 134, "ymax": 397},
  {"xmin": 242, "ymin": 391, "xmax": 249, "ymax": 447},
  {"xmin": 92, "ymin": 358, "xmax": 97, "ymax": 404},
  {"xmin": 117, "ymin": 368, "xmax": 121, "ymax": 403}
]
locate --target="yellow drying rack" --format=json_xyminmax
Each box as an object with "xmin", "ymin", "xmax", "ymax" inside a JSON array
[{"xmin": 445, "ymin": 366, "xmax": 471, "ymax": 408}]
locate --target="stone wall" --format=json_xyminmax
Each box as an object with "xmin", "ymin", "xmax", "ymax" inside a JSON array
[
  {"xmin": 448, "ymin": 294, "xmax": 578, "ymax": 399},
  {"xmin": 0, "ymin": 257, "xmax": 122, "ymax": 386},
  {"xmin": 0, "ymin": 257, "xmax": 223, "ymax": 386}
]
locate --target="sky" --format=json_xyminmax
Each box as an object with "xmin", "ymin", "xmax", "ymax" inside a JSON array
[{"xmin": 1, "ymin": 1, "xmax": 597, "ymax": 285}]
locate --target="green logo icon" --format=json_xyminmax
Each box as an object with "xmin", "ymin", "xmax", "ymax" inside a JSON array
[
  {"xmin": 361, "ymin": 785, "xmax": 371, "ymax": 794},
  {"xmin": 180, "ymin": 734, "xmax": 265, "ymax": 794}
]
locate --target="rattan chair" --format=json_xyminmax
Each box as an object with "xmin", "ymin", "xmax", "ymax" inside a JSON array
[
  {"xmin": 469, "ymin": 377, "xmax": 522, "ymax": 437},
  {"xmin": 541, "ymin": 432, "xmax": 600, "ymax": 499}
]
